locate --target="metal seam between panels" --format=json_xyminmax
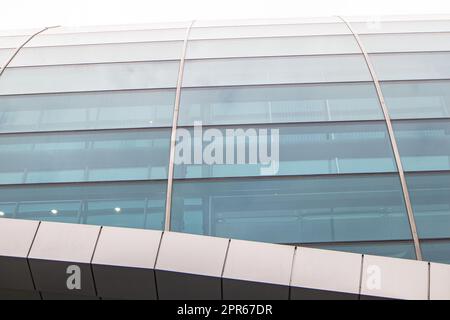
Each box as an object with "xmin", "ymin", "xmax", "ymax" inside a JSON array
[
  {"xmin": 0, "ymin": 26, "xmax": 60, "ymax": 77},
  {"xmin": 338, "ymin": 16, "xmax": 423, "ymax": 261},
  {"xmin": 164, "ymin": 20, "xmax": 196, "ymax": 231}
]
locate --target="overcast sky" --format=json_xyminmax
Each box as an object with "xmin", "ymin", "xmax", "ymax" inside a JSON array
[{"xmin": 2, "ymin": 0, "xmax": 450, "ymax": 30}]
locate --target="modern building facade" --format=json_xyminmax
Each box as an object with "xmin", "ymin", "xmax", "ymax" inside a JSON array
[{"xmin": 1, "ymin": 15, "xmax": 450, "ymax": 300}]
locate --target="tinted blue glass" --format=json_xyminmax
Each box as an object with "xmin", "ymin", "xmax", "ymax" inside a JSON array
[
  {"xmin": 394, "ymin": 119, "xmax": 450, "ymax": 171},
  {"xmin": 0, "ymin": 89, "xmax": 175, "ymax": 133},
  {"xmin": 0, "ymin": 128, "xmax": 170, "ymax": 184},
  {"xmin": 308, "ymin": 241, "xmax": 416, "ymax": 260},
  {"xmin": 382, "ymin": 80, "xmax": 450, "ymax": 119},
  {"xmin": 0, "ymin": 181, "xmax": 166, "ymax": 230},
  {"xmin": 174, "ymin": 122, "xmax": 397, "ymax": 178},
  {"xmin": 171, "ymin": 174, "xmax": 412, "ymax": 244},
  {"xmin": 178, "ymin": 83, "xmax": 382, "ymax": 126},
  {"xmin": 421, "ymin": 240, "xmax": 450, "ymax": 264},
  {"xmin": 407, "ymin": 172, "xmax": 450, "ymax": 239}
]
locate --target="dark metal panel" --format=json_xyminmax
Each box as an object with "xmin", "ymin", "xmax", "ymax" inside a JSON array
[
  {"xmin": 0, "ymin": 288, "xmax": 41, "ymax": 300},
  {"xmin": 28, "ymin": 222, "xmax": 100, "ymax": 296},
  {"xmin": 155, "ymin": 232, "xmax": 229, "ymax": 300},
  {"xmin": 91, "ymin": 227, "xmax": 162, "ymax": 300},
  {"xmin": 0, "ymin": 218, "xmax": 39, "ymax": 291}
]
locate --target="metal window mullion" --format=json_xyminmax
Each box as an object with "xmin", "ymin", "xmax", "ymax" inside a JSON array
[
  {"xmin": 164, "ymin": 20, "xmax": 195, "ymax": 231},
  {"xmin": 338, "ymin": 16, "xmax": 423, "ymax": 260}
]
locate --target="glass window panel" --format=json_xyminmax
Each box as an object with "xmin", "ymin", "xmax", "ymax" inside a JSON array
[
  {"xmin": 174, "ymin": 122, "xmax": 397, "ymax": 178},
  {"xmin": 189, "ymin": 23, "xmax": 351, "ymax": 40},
  {"xmin": 371, "ymin": 52, "xmax": 450, "ymax": 81},
  {"xmin": 170, "ymin": 174, "xmax": 412, "ymax": 244},
  {"xmin": 0, "ymin": 49, "xmax": 13, "ymax": 67},
  {"xmin": 0, "ymin": 61, "xmax": 179, "ymax": 95},
  {"xmin": 421, "ymin": 240, "xmax": 450, "ymax": 264},
  {"xmin": 183, "ymin": 55, "xmax": 371, "ymax": 87},
  {"xmin": 186, "ymin": 35, "xmax": 359, "ymax": 59},
  {"xmin": 0, "ymin": 35, "xmax": 28, "ymax": 48},
  {"xmin": 307, "ymin": 241, "xmax": 416, "ymax": 260},
  {"xmin": 27, "ymin": 28, "xmax": 188, "ymax": 46},
  {"xmin": 178, "ymin": 83, "xmax": 382, "ymax": 126},
  {"xmin": 0, "ymin": 128, "xmax": 170, "ymax": 184},
  {"xmin": 11, "ymin": 41, "xmax": 183, "ymax": 67},
  {"xmin": 352, "ymin": 20, "xmax": 450, "ymax": 34},
  {"xmin": 0, "ymin": 89, "xmax": 175, "ymax": 133},
  {"xmin": 0, "ymin": 181, "xmax": 166, "ymax": 230},
  {"xmin": 394, "ymin": 119, "xmax": 450, "ymax": 171},
  {"xmin": 406, "ymin": 172, "xmax": 450, "ymax": 239},
  {"xmin": 382, "ymin": 80, "xmax": 450, "ymax": 119},
  {"xmin": 361, "ymin": 33, "xmax": 450, "ymax": 53}
]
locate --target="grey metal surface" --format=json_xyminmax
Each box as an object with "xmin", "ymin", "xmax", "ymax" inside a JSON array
[
  {"xmin": 0, "ymin": 288, "xmax": 41, "ymax": 300},
  {"xmin": 430, "ymin": 262, "xmax": 450, "ymax": 300},
  {"xmin": 0, "ymin": 218, "xmax": 39, "ymax": 291},
  {"xmin": 338, "ymin": 16, "xmax": 423, "ymax": 261},
  {"xmin": 222, "ymin": 239, "xmax": 295, "ymax": 299},
  {"xmin": 91, "ymin": 227, "xmax": 162, "ymax": 299},
  {"xmin": 155, "ymin": 231, "xmax": 229, "ymax": 299},
  {"xmin": 290, "ymin": 247, "xmax": 362, "ymax": 300},
  {"xmin": 361, "ymin": 254, "xmax": 428, "ymax": 300},
  {"xmin": 28, "ymin": 222, "xmax": 100, "ymax": 296}
]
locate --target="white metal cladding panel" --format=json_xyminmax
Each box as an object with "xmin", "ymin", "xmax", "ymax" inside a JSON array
[
  {"xmin": 156, "ymin": 232, "xmax": 229, "ymax": 277},
  {"xmin": 92, "ymin": 227, "xmax": 162, "ymax": 269},
  {"xmin": 223, "ymin": 239, "xmax": 295, "ymax": 286},
  {"xmin": 430, "ymin": 263, "xmax": 450, "ymax": 300},
  {"xmin": 291, "ymin": 247, "xmax": 362, "ymax": 295},
  {"xmin": 361, "ymin": 255, "xmax": 429, "ymax": 299},
  {"xmin": 10, "ymin": 41, "xmax": 183, "ymax": 67}
]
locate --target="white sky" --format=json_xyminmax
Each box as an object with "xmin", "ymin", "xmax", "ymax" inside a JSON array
[{"xmin": 2, "ymin": 0, "xmax": 450, "ymax": 30}]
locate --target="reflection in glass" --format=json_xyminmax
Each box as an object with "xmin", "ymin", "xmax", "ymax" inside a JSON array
[
  {"xmin": 394, "ymin": 119, "xmax": 450, "ymax": 171},
  {"xmin": 0, "ymin": 89, "xmax": 175, "ymax": 133},
  {"xmin": 183, "ymin": 55, "xmax": 371, "ymax": 87},
  {"xmin": 0, "ymin": 181, "xmax": 166, "ymax": 229},
  {"xmin": 407, "ymin": 172, "xmax": 450, "ymax": 239},
  {"xmin": 174, "ymin": 122, "xmax": 397, "ymax": 178},
  {"xmin": 307, "ymin": 241, "xmax": 416, "ymax": 260},
  {"xmin": 179, "ymin": 83, "xmax": 382, "ymax": 126},
  {"xmin": 0, "ymin": 128, "xmax": 171, "ymax": 184},
  {"xmin": 382, "ymin": 80, "xmax": 450, "ymax": 119},
  {"xmin": 171, "ymin": 174, "xmax": 412, "ymax": 244}
]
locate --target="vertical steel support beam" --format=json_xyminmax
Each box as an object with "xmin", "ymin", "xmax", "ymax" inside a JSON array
[
  {"xmin": 338, "ymin": 16, "xmax": 422, "ymax": 260},
  {"xmin": 164, "ymin": 21, "xmax": 195, "ymax": 231},
  {"xmin": 0, "ymin": 26, "xmax": 59, "ymax": 77}
]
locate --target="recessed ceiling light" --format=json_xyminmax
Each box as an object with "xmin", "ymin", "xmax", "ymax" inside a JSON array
[
  {"xmin": 50, "ymin": 209, "xmax": 58, "ymax": 215},
  {"xmin": 114, "ymin": 207, "xmax": 122, "ymax": 213}
]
